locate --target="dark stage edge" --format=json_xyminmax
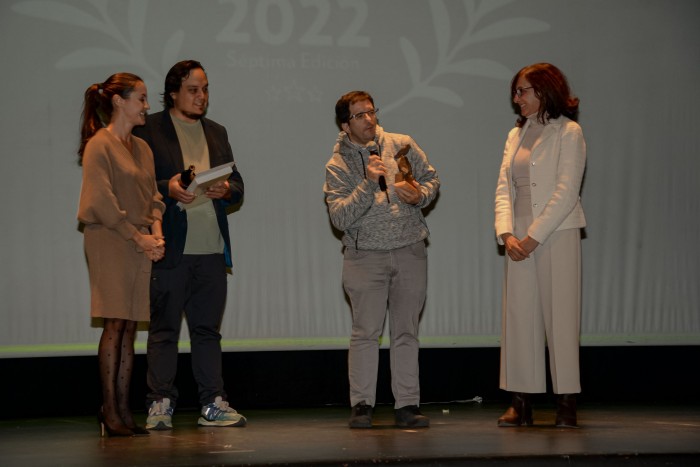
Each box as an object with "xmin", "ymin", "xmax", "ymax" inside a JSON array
[{"xmin": 1, "ymin": 404, "xmax": 699, "ymax": 466}]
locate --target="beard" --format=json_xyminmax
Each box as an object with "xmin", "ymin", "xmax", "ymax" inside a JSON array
[{"xmin": 181, "ymin": 108, "xmax": 206, "ymax": 120}]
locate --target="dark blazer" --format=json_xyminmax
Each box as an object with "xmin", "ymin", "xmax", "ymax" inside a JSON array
[{"xmin": 133, "ymin": 110, "xmax": 244, "ymax": 269}]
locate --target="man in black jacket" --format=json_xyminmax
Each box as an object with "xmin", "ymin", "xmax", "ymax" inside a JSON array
[{"xmin": 133, "ymin": 60, "xmax": 245, "ymax": 430}]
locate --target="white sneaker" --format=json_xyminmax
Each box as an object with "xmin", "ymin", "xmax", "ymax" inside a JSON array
[
  {"xmin": 198, "ymin": 396, "xmax": 247, "ymax": 427},
  {"xmin": 145, "ymin": 398, "xmax": 173, "ymax": 430}
]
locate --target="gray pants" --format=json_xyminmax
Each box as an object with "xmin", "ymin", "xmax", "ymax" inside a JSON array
[{"xmin": 342, "ymin": 241, "xmax": 427, "ymax": 408}]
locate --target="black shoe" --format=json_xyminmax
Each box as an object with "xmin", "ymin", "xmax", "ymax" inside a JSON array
[
  {"xmin": 395, "ymin": 405, "xmax": 430, "ymax": 428},
  {"xmin": 555, "ymin": 394, "xmax": 579, "ymax": 428},
  {"xmin": 97, "ymin": 407, "xmax": 134, "ymax": 437},
  {"xmin": 349, "ymin": 401, "xmax": 373, "ymax": 428}
]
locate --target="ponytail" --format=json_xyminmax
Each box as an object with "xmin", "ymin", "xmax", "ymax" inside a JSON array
[{"xmin": 77, "ymin": 72, "xmax": 143, "ymax": 165}]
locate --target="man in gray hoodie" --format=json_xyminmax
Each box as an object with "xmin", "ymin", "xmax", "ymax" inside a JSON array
[{"xmin": 324, "ymin": 91, "xmax": 440, "ymax": 428}]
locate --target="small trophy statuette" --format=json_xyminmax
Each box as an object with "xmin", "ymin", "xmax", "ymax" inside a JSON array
[
  {"xmin": 393, "ymin": 145, "xmax": 414, "ymax": 184},
  {"xmin": 179, "ymin": 165, "xmax": 196, "ymax": 188}
]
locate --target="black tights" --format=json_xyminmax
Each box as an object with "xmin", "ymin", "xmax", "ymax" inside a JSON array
[{"xmin": 98, "ymin": 318, "xmax": 138, "ymax": 430}]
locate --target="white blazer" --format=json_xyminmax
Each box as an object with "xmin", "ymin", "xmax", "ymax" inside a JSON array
[{"xmin": 495, "ymin": 116, "xmax": 586, "ymax": 245}]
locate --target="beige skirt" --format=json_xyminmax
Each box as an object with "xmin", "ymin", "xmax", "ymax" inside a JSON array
[{"xmin": 84, "ymin": 224, "xmax": 152, "ymax": 322}]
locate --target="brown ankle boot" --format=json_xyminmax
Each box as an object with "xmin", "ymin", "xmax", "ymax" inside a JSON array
[
  {"xmin": 497, "ymin": 392, "xmax": 533, "ymax": 427},
  {"xmin": 555, "ymin": 394, "xmax": 578, "ymax": 428}
]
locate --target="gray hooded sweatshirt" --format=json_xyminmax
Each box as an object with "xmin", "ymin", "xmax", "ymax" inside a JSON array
[{"xmin": 324, "ymin": 125, "xmax": 440, "ymax": 250}]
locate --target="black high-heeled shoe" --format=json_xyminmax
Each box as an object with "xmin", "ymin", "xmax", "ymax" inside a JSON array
[
  {"xmin": 98, "ymin": 407, "xmax": 134, "ymax": 437},
  {"xmin": 119, "ymin": 410, "xmax": 150, "ymax": 435},
  {"xmin": 125, "ymin": 424, "xmax": 150, "ymax": 436}
]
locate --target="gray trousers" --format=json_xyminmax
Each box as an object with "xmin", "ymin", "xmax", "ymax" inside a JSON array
[{"xmin": 342, "ymin": 241, "xmax": 427, "ymax": 409}]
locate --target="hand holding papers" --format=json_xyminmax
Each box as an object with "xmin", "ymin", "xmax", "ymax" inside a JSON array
[{"xmin": 176, "ymin": 162, "xmax": 234, "ymax": 210}]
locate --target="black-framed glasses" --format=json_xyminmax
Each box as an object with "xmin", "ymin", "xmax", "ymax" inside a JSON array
[
  {"xmin": 513, "ymin": 87, "xmax": 533, "ymax": 98},
  {"xmin": 349, "ymin": 108, "xmax": 379, "ymax": 121}
]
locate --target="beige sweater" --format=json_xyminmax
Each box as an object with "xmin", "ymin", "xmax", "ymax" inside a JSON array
[{"xmin": 78, "ymin": 128, "xmax": 164, "ymax": 237}]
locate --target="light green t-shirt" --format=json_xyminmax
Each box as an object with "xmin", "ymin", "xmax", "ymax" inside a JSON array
[{"xmin": 171, "ymin": 117, "xmax": 225, "ymax": 255}]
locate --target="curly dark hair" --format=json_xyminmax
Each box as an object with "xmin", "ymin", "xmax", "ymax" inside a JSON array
[
  {"xmin": 511, "ymin": 63, "xmax": 579, "ymax": 127},
  {"xmin": 162, "ymin": 60, "xmax": 206, "ymax": 109},
  {"xmin": 334, "ymin": 90, "xmax": 375, "ymax": 130}
]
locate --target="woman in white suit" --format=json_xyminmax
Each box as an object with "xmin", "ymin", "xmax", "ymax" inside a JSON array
[{"xmin": 494, "ymin": 63, "xmax": 586, "ymax": 428}]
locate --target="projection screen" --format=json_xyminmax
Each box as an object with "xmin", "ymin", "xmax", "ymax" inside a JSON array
[{"xmin": 1, "ymin": 0, "xmax": 699, "ymax": 357}]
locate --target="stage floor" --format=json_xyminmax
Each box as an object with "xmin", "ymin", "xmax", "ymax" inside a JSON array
[{"xmin": 1, "ymin": 403, "xmax": 699, "ymax": 466}]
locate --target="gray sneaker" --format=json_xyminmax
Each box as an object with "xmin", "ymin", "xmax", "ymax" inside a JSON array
[
  {"xmin": 146, "ymin": 398, "xmax": 173, "ymax": 431},
  {"xmin": 198, "ymin": 396, "xmax": 247, "ymax": 427}
]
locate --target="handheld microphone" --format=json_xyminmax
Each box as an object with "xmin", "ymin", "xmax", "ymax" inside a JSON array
[{"xmin": 368, "ymin": 142, "xmax": 389, "ymax": 203}]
